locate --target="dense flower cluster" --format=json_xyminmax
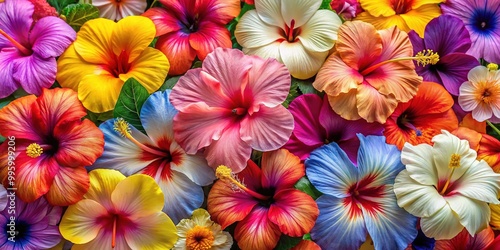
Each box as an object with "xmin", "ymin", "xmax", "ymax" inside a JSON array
[{"xmin": 1, "ymin": 0, "xmax": 500, "ymax": 249}]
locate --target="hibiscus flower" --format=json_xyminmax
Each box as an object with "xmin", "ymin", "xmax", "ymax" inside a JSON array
[
  {"xmin": 170, "ymin": 48, "xmax": 293, "ymax": 173},
  {"xmin": 384, "ymin": 81, "xmax": 458, "ymax": 150},
  {"xmin": 306, "ymin": 135, "xmax": 417, "ymax": 250},
  {"xmin": 143, "ymin": 0, "xmax": 240, "ymax": 75},
  {"xmin": 91, "ymin": 90, "xmax": 215, "ymax": 223},
  {"xmin": 394, "ymin": 130, "xmax": 500, "ymax": 239},
  {"xmin": 313, "ymin": 21, "xmax": 424, "ymax": 123},
  {"xmin": 208, "ymin": 149, "xmax": 319, "ymax": 250},
  {"xmin": 0, "ymin": 0, "xmax": 75, "ymax": 98},
  {"xmin": 235, "ymin": 0, "xmax": 342, "ymax": 79},
  {"xmin": 0, "ymin": 88, "xmax": 104, "ymax": 206},
  {"xmin": 56, "ymin": 16, "xmax": 169, "ymax": 113},
  {"xmin": 434, "ymin": 227, "xmax": 495, "ymax": 250},
  {"xmin": 60, "ymin": 169, "xmax": 178, "ymax": 249}
]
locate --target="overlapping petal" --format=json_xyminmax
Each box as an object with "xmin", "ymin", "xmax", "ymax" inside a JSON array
[
  {"xmin": 29, "ymin": 16, "xmax": 76, "ymax": 58},
  {"xmin": 234, "ymin": 207, "xmax": 281, "ymax": 250}
]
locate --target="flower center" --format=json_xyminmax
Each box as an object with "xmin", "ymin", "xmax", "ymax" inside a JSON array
[
  {"xmin": 439, "ymin": 153, "xmax": 460, "ymax": 195},
  {"xmin": 280, "ymin": 19, "xmax": 301, "ymax": 43},
  {"xmin": 360, "ymin": 49, "xmax": 439, "ymax": 75},
  {"xmin": 397, "ymin": 113, "xmax": 422, "ymax": 136},
  {"xmin": 113, "ymin": 118, "xmax": 169, "ymax": 157},
  {"xmin": 215, "ymin": 165, "xmax": 271, "ymax": 200},
  {"xmin": 26, "ymin": 143, "xmax": 43, "ymax": 158},
  {"xmin": 185, "ymin": 225, "xmax": 215, "ymax": 250},
  {"xmin": 111, "ymin": 50, "xmax": 131, "ymax": 77},
  {"xmin": 391, "ymin": 0, "xmax": 413, "ymax": 14},
  {"xmin": 0, "ymin": 29, "xmax": 32, "ymax": 56}
]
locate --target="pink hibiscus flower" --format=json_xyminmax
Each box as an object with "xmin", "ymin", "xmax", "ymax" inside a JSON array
[{"xmin": 170, "ymin": 48, "xmax": 294, "ymax": 173}]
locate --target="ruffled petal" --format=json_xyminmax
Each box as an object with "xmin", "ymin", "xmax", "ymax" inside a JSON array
[
  {"xmin": 280, "ymin": 0, "xmax": 321, "ymax": 27},
  {"xmin": 112, "ymin": 16, "xmax": 157, "ymax": 63},
  {"xmin": 119, "ymin": 47, "xmax": 169, "ymax": 94},
  {"xmin": 420, "ymin": 204, "xmax": 464, "ymax": 240},
  {"xmin": 111, "ymin": 174, "xmax": 165, "ymax": 217},
  {"xmin": 327, "ymin": 89, "xmax": 362, "ymax": 120},
  {"xmin": 305, "ymin": 142, "xmax": 357, "ymax": 198},
  {"xmin": 401, "ymin": 143, "xmax": 438, "ymax": 186},
  {"xmin": 240, "ymin": 105, "xmax": 293, "ymax": 152},
  {"xmin": 393, "ymin": 170, "xmax": 447, "ymax": 217},
  {"xmin": 235, "ymin": 10, "xmax": 282, "ymax": 49},
  {"xmin": 125, "ymin": 212, "xmax": 177, "ymax": 250},
  {"xmin": 260, "ymin": 149, "xmax": 304, "ymax": 190},
  {"xmin": 142, "ymin": 7, "xmax": 182, "ymax": 37},
  {"xmin": 335, "ymin": 21, "xmax": 382, "ymax": 70},
  {"xmin": 197, "ymin": 0, "xmax": 241, "ymax": 24},
  {"xmin": 310, "ymin": 195, "xmax": 366, "ymax": 250},
  {"xmin": 12, "ymin": 54, "xmax": 56, "ymax": 95},
  {"xmin": 313, "ymin": 53, "xmax": 363, "ymax": 97},
  {"xmin": 279, "ymin": 40, "xmax": 328, "ymax": 79},
  {"xmin": 207, "ymin": 179, "xmax": 258, "ymax": 229},
  {"xmin": 44, "ymin": 166, "xmax": 89, "ymax": 206},
  {"xmin": 268, "ymin": 189, "xmax": 318, "ymax": 237},
  {"xmin": 234, "ymin": 207, "xmax": 281, "ymax": 250},
  {"xmin": 155, "ymin": 31, "xmax": 196, "ymax": 76},
  {"xmin": 189, "ymin": 21, "xmax": 232, "ymax": 61},
  {"xmin": 59, "ymin": 199, "xmax": 108, "ymax": 244},
  {"xmin": 77, "ymin": 73, "xmax": 124, "ymax": 113},
  {"xmin": 445, "ymin": 194, "xmax": 491, "ymax": 236},
  {"xmin": 355, "ymin": 12, "xmax": 410, "ymax": 33},
  {"xmin": 0, "ymin": 94, "xmax": 40, "ymax": 141},
  {"xmin": 84, "ymin": 169, "xmax": 126, "ymax": 211},
  {"xmin": 56, "ymin": 44, "xmax": 102, "ymax": 91},
  {"xmin": 204, "ymin": 125, "xmax": 252, "ymax": 172},
  {"xmin": 30, "ymin": 16, "xmax": 76, "ymax": 58},
  {"xmin": 297, "ymin": 10, "xmax": 340, "ymax": 52},
  {"xmin": 16, "ymin": 154, "xmax": 59, "ymax": 202},
  {"xmin": 356, "ymin": 84, "xmax": 399, "ymax": 123},
  {"xmin": 288, "ymin": 94, "xmax": 325, "ymax": 146},
  {"xmin": 73, "ymin": 18, "xmax": 115, "ymax": 65}
]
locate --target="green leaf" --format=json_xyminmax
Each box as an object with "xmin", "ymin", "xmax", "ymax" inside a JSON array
[
  {"xmin": 61, "ymin": 4, "xmax": 99, "ymax": 32},
  {"xmin": 319, "ymin": 0, "xmax": 332, "ymax": 9},
  {"xmin": 275, "ymin": 235, "xmax": 302, "ymax": 250},
  {"xmin": 295, "ymin": 177, "xmax": 323, "ymax": 200},
  {"xmin": 487, "ymin": 122, "xmax": 500, "ymax": 141},
  {"xmin": 159, "ymin": 76, "xmax": 181, "ymax": 91},
  {"xmin": 113, "ymin": 78, "xmax": 150, "ymax": 134},
  {"xmin": 48, "ymin": 0, "xmax": 78, "ymax": 12},
  {"xmin": 282, "ymin": 80, "xmax": 299, "ymax": 108},
  {"xmin": 294, "ymin": 77, "xmax": 321, "ymax": 95},
  {"xmin": 0, "ymin": 95, "xmax": 15, "ymax": 110},
  {"xmin": 302, "ymin": 234, "xmax": 312, "ymax": 240},
  {"xmin": 85, "ymin": 110, "xmax": 114, "ymax": 126}
]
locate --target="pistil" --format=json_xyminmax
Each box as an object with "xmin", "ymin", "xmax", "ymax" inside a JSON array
[
  {"xmin": 112, "ymin": 215, "xmax": 117, "ymax": 248},
  {"xmin": 215, "ymin": 165, "xmax": 270, "ymax": 200},
  {"xmin": 0, "ymin": 29, "xmax": 31, "ymax": 55},
  {"xmin": 361, "ymin": 49, "xmax": 439, "ymax": 75}
]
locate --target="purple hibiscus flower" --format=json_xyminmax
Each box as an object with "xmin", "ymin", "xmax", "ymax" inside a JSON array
[
  {"xmin": 441, "ymin": 0, "xmax": 500, "ymax": 63},
  {"xmin": 0, "ymin": 195, "xmax": 62, "ymax": 249},
  {"xmin": 0, "ymin": 0, "xmax": 76, "ymax": 98},
  {"xmin": 408, "ymin": 15, "xmax": 480, "ymax": 96},
  {"xmin": 283, "ymin": 94, "xmax": 383, "ymax": 163}
]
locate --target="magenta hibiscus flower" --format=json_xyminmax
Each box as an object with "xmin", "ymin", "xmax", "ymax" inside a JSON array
[
  {"xmin": 170, "ymin": 48, "xmax": 294, "ymax": 173},
  {"xmin": 283, "ymin": 94, "xmax": 383, "ymax": 163},
  {"xmin": 0, "ymin": 0, "xmax": 76, "ymax": 98}
]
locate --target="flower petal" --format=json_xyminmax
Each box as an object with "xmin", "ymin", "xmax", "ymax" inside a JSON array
[
  {"xmin": 288, "ymin": 94, "xmax": 325, "ymax": 146},
  {"xmin": 155, "ymin": 31, "xmax": 196, "ymax": 75},
  {"xmin": 240, "ymin": 105, "xmax": 293, "ymax": 152},
  {"xmin": 0, "ymin": 94, "xmax": 39, "ymax": 141},
  {"xmin": 196, "ymin": 0, "xmax": 241, "ymax": 24},
  {"xmin": 355, "ymin": 12, "xmax": 410, "ymax": 33},
  {"xmin": 310, "ymin": 195, "xmax": 366, "ymax": 250},
  {"xmin": 394, "ymin": 170, "xmax": 447, "ymax": 217},
  {"xmin": 297, "ymin": 10, "xmax": 340, "ymax": 52},
  {"xmin": 437, "ymin": 53, "xmax": 479, "ymax": 96},
  {"xmin": 234, "ymin": 207, "xmax": 281, "ymax": 250},
  {"xmin": 400, "ymin": 4, "xmax": 442, "ymax": 37},
  {"xmin": 435, "ymin": 226, "xmax": 495, "ymax": 250},
  {"xmin": 401, "ymin": 143, "xmax": 438, "ymax": 186},
  {"xmin": 77, "ymin": 73, "xmax": 124, "ymax": 113},
  {"xmin": 0, "ymin": 0, "xmax": 32, "ymax": 48},
  {"xmin": 268, "ymin": 189, "xmax": 318, "ymax": 237},
  {"xmin": 243, "ymin": 41, "xmax": 282, "ymax": 60},
  {"xmin": 30, "ymin": 16, "xmax": 76, "ymax": 58},
  {"xmin": 111, "ymin": 174, "xmax": 165, "ymax": 216},
  {"xmin": 0, "ymin": 49, "xmax": 20, "ymax": 98},
  {"xmin": 125, "ymin": 212, "xmax": 178, "ymax": 250},
  {"xmin": 420, "ymin": 204, "xmax": 464, "ymax": 240},
  {"xmin": 235, "ymin": 10, "xmax": 282, "ymax": 49},
  {"xmin": 279, "ymin": 40, "xmax": 328, "ymax": 79},
  {"xmin": 305, "ymin": 142, "xmax": 357, "ymax": 198},
  {"xmin": 170, "ymin": 141, "xmax": 215, "ymax": 186},
  {"xmin": 453, "ymin": 160, "xmax": 500, "ymax": 204},
  {"xmin": 16, "ymin": 154, "xmax": 59, "ymax": 202},
  {"xmin": 204, "ymin": 125, "xmax": 252, "ymax": 172},
  {"xmin": 140, "ymin": 90, "xmax": 176, "ymax": 142},
  {"xmin": 59, "ymin": 199, "xmax": 108, "ymax": 244},
  {"xmin": 56, "ymin": 44, "xmax": 102, "ymax": 91},
  {"xmin": 254, "ymin": 0, "xmax": 284, "ymax": 27},
  {"xmin": 142, "ymin": 7, "xmax": 182, "ymax": 37},
  {"xmin": 71, "ymin": 228, "xmax": 130, "ymax": 250},
  {"xmin": 356, "ymin": 84, "xmax": 399, "ymax": 123},
  {"xmin": 432, "ymin": 131, "xmax": 477, "ymax": 182},
  {"xmin": 119, "ymin": 47, "xmax": 169, "ymax": 94},
  {"xmin": 111, "ymin": 16, "xmax": 157, "ymax": 63},
  {"xmin": 44, "ymin": 166, "xmax": 89, "ymax": 206},
  {"xmin": 445, "ymin": 194, "xmax": 490, "ymax": 236},
  {"xmin": 313, "ymin": 52, "xmax": 363, "ymax": 97},
  {"xmin": 84, "ymin": 169, "xmax": 126, "ymax": 211},
  {"xmin": 327, "ymin": 89, "xmax": 362, "ymax": 120},
  {"xmin": 74, "ymin": 18, "xmax": 115, "ymax": 65},
  {"xmin": 261, "ymin": 149, "xmax": 304, "ymax": 190},
  {"xmin": 189, "ymin": 21, "xmax": 232, "ymax": 61},
  {"xmin": 423, "ymin": 15, "xmax": 472, "ymax": 55},
  {"xmin": 13, "ymin": 54, "xmax": 56, "ymax": 95},
  {"xmin": 280, "ymin": 0, "xmax": 322, "ymax": 27},
  {"xmin": 358, "ymin": 0, "xmax": 394, "ymax": 16}
]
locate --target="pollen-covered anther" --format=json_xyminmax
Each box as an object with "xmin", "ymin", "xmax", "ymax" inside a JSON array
[
  {"xmin": 215, "ymin": 165, "xmax": 233, "ymax": 180},
  {"xmin": 113, "ymin": 117, "xmax": 131, "ymax": 137},
  {"xmin": 487, "ymin": 63, "xmax": 499, "ymax": 71},
  {"xmin": 415, "ymin": 49, "xmax": 439, "ymax": 66},
  {"xmin": 448, "ymin": 153, "xmax": 461, "ymax": 168},
  {"xmin": 26, "ymin": 143, "xmax": 43, "ymax": 158}
]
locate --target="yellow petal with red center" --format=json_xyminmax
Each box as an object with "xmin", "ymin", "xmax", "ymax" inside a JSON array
[
  {"xmin": 356, "ymin": 12, "xmax": 410, "ymax": 33},
  {"xmin": 359, "ymin": 0, "xmax": 395, "ymax": 17},
  {"xmin": 77, "ymin": 73, "xmax": 124, "ymax": 113},
  {"xmin": 327, "ymin": 89, "xmax": 362, "ymax": 121},
  {"xmin": 490, "ymin": 203, "xmax": 500, "ymax": 229},
  {"xmin": 112, "ymin": 16, "xmax": 156, "ymax": 63},
  {"xmin": 74, "ymin": 18, "xmax": 115, "ymax": 65},
  {"xmin": 412, "ymin": 0, "xmax": 444, "ymax": 10},
  {"xmin": 59, "ymin": 199, "xmax": 109, "ymax": 244},
  {"xmin": 85, "ymin": 169, "xmax": 126, "ymax": 211},
  {"xmin": 57, "ymin": 44, "xmax": 105, "ymax": 91},
  {"xmin": 45, "ymin": 166, "xmax": 90, "ymax": 206},
  {"xmin": 124, "ymin": 212, "xmax": 177, "ymax": 250},
  {"xmin": 118, "ymin": 47, "xmax": 169, "ymax": 93},
  {"xmin": 335, "ymin": 21, "xmax": 382, "ymax": 70},
  {"xmin": 400, "ymin": 5, "xmax": 442, "ymax": 37},
  {"xmin": 111, "ymin": 174, "xmax": 165, "ymax": 217}
]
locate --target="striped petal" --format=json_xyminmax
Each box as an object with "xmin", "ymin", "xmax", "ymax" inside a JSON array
[
  {"xmin": 0, "ymin": 95, "xmax": 40, "ymax": 141},
  {"xmin": 59, "ymin": 199, "xmax": 108, "ymax": 244},
  {"xmin": 235, "ymin": 10, "xmax": 282, "ymax": 49},
  {"xmin": 261, "ymin": 149, "xmax": 304, "ymax": 191},
  {"xmin": 189, "ymin": 21, "xmax": 232, "ymax": 61},
  {"xmin": 16, "ymin": 154, "xmax": 59, "ymax": 202},
  {"xmin": 44, "ymin": 166, "xmax": 89, "ymax": 206},
  {"xmin": 124, "ymin": 212, "xmax": 177, "ymax": 250},
  {"xmin": 420, "ymin": 204, "xmax": 464, "ymax": 240},
  {"xmin": 140, "ymin": 90, "xmax": 177, "ymax": 143},
  {"xmin": 142, "ymin": 7, "xmax": 182, "ymax": 37},
  {"xmin": 74, "ymin": 18, "xmax": 115, "ymax": 65},
  {"xmin": 155, "ymin": 32, "xmax": 196, "ymax": 76},
  {"xmin": 234, "ymin": 207, "xmax": 281, "ymax": 250}
]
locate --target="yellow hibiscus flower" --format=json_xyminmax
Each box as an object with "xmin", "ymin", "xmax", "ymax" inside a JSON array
[{"xmin": 56, "ymin": 16, "xmax": 170, "ymax": 113}]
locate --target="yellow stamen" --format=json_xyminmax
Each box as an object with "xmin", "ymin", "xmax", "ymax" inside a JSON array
[
  {"xmin": 361, "ymin": 49, "xmax": 439, "ymax": 75},
  {"xmin": 113, "ymin": 118, "xmax": 168, "ymax": 157},
  {"xmin": 487, "ymin": 63, "xmax": 498, "ymax": 71},
  {"xmin": 440, "ymin": 153, "xmax": 461, "ymax": 195},
  {"xmin": 185, "ymin": 225, "xmax": 214, "ymax": 250},
  {"xmin": 26, "ymin": 143, "xmax": 43, "ymax": 158},
  {"xmin": 215, "ymin": 165, "xmax": 270, "ymax": 200}
]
